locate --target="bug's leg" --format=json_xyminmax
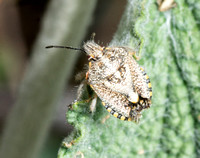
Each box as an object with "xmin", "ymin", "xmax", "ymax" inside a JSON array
[
  {"xmin": 69, "ymin": 96, "xmax": 95, "ymax": 112},
  {"xmin": 69, "ymin": 76, "xmax": 93, "ymax": 109},
  {"xmin": 74, "ymin": 151, "xmax": 84, "ymax": 158},
  {"xmin": 129, "ymin": 51, "xmax": 140, "ymax": 61},
  {"xmin": 75, "ymin": 70, "xmax": 87, "ymax": 81},
  {"xmin": 62, "ymin": 140, "xmax": 74, "ymax": 148},
  {"xmin": 85, "ymin": 71, "xmax": 89, "ymax": 80},
  {"xmin": 157, "ymin": 0, "xmax": 177, "ymax": 12},
  {"xmin": 70, "ymin": 80, "xmax": 97, "ymax": 113},
  {"xmin": 75, "ymin": 68, "xmax": 90, "ymax": 100},
  {"xmin": 69, "ymin": 94, "xmax": 97, "ymax": 114},
  {"xmin": 76, "ymin": 80, "xmax": 88, "ymax": 101},
  {"xmin": 90, "ymin": 32, "xmax": 96, "ymax": 40},
  {"xmin": 89, "ymin": 94, "xmax": 97, "ymax": 113},
  {"xmin": 101, "ymin": 115, "xmax": 110, "ymax": 124},
  {"xmin": 123, "ymin": 47, "xmax": 140, "ymax": 60}
]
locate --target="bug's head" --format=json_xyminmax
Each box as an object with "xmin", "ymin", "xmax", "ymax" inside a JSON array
[
  {"xmin": 45, "ymin": 36, "xmax": 104, "ymax": 61},
  {"xmin": 83, "ymin": 41, "xmax": 104, "ymax": 61}
]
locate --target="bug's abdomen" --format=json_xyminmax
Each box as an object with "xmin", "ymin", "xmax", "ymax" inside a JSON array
[
  {"xmin": 101, "ymin": 102, "xmax": 131, "ymax": 121},
  {"xmin": 140, "ymin": 67, "xmax": 152, "ymax": 99}
]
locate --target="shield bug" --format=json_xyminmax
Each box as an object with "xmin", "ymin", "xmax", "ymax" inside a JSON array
[{"xmin": 46, "ymin": 39, "xmax": 152, "ymax": 122}]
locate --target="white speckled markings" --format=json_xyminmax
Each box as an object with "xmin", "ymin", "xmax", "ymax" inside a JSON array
[
  {"xmin": 46, "ymin": 40, "xmax": 152, "ymax": 123},
  {"xmin": 84, "ymin": 40, "xmax": 152, "ymax": 122}
]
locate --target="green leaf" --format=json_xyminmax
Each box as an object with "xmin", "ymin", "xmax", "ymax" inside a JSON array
[{"xmin": 58, "ymin": 0, "xmax": 200, "ymax": 157}]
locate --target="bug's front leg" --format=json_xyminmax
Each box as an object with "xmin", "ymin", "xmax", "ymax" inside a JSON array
[
  {"xmin": 123, "ymin": 47, "xmax": 140, "ymax": 60},
  {"xmin": 129, "ymin": 51, "xmax": 140, "ymax": 61},
  {"xmin": 71, "ymin": 74, "xmax": 98, "ymax": 113},
  {"xmin": 70, "ymin": 94, "xmax": 97, "ymax": 113},
  {"xmin": 89, "ymin": 94, "xmax": 97, "ymax": 113},
  {"xmin": 85, "ymin": 71, "xmax": 89, "ymax": 80}
]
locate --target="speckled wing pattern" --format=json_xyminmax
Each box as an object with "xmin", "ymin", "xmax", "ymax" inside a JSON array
[{"xmin": 88, "ymin": 46, "xmax": 152, "ymax": 122}]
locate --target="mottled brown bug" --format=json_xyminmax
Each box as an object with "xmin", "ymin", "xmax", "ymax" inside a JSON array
[{"xmin": 46, "ymin": 40, "xmax": 152, "ymax": 122}]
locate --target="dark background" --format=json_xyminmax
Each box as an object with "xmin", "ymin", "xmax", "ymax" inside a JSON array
[{"xmin": 0, "ymin": 0, "xmax": 126, "ymax": 157}]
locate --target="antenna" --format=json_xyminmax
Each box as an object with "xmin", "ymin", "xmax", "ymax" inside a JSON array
[{"xmin": 45, "ymin": 45, "xmax": 86, "ymax": 54}]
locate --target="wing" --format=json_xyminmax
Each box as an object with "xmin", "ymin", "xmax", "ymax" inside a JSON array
[
  {"xmin": 125, "ymin": 53, "xmax": 152, "ymax": 99},
  {"xmin": 90, "ymin": 82, "xmax": 132, "ymax": 121},
  {"xmin": 87, "ymin": 46, "xmax": 152, "ymax": 122}
]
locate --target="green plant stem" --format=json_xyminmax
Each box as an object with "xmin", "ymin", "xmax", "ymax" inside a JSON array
[{"xmin": 0, "ymin": 0, "xmax": 97, "ymax": 158}]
